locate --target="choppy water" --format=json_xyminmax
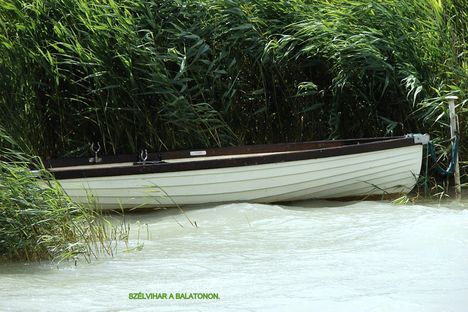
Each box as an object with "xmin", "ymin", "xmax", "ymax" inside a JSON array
[{"xmin": 1, "ymin": 200, "xmax": 468, "ymax": 311}]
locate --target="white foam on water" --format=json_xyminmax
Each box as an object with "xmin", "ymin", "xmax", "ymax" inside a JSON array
[{"xmin": 1, "ymin": 201, "xmax": 468, "ymax": 311}]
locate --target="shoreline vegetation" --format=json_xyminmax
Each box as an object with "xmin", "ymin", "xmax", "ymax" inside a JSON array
[
  {"xmin": 0, "ymin": 0, "xmax": 466, "ymax": 262},
  {"xmin": 0, "ymin": 0, "xmax": 465, "ymax": 159},
  {"xmin": 0, "ymin": 128, "xmax": 131, "ymax": 263}
]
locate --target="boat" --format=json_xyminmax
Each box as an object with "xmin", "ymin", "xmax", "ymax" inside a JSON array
[{"xmin": 44, "ymin": 134, "xmax": 429, "ymax": 210}]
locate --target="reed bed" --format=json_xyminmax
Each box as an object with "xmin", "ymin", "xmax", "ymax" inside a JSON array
[
  {"xmin": 0, "ymin": 128, "xmax": 126, "ymax": 262},
  {"xmin": 0, "ymin": 0, "xmax": 465, "ymax": 158}
]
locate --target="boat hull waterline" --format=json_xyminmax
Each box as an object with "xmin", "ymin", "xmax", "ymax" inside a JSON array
[{"xmin": 47, "ymin": 135, "xmax": 428, "ymax": 209}]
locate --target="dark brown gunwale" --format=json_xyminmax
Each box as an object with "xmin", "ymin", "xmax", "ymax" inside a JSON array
[
  {"xmin": 50, "ymin": 137, "xmax": 418, "ymax": 180},
  {"xmin": 44, "ymin": 136, "xmax": 402, "ymax": 168}
]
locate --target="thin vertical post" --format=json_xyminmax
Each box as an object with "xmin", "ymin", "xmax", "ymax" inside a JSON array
[{"xmin": 446, "ymin": 95, "xmax": 461, "ymax": 200}]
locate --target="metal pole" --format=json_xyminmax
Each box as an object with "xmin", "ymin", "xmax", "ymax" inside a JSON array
[{"xmin": 446, "ymin": 95, "xmax": 461, "ymax": 200}]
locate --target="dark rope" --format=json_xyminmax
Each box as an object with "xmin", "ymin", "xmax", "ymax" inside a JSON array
[{"xmin": 427, "ymin": 135, "xmax": 459, "ymax": 177}]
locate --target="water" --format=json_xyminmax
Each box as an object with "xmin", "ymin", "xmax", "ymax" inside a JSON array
[{"xmin": 1, "ymin": 200, "xmax": 468, "ymax": 311}]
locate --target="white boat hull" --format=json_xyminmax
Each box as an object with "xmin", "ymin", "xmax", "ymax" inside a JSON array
[{"xmin": 58, "ymin": 144, "xmax": 423, "ymax": 209}]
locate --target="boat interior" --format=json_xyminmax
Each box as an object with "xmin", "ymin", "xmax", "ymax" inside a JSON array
[{"xmin": 44, "ymin": 137, "xmax": 402, "ymax": 171}]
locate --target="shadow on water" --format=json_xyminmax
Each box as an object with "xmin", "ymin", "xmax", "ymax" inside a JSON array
[
  {"xmin": 281, "ymin": 199, "xmax": 363, "ymax": 210},
  {"xmin": 102, "ymin": 194, "xmax": 468, "ymax": 221}
]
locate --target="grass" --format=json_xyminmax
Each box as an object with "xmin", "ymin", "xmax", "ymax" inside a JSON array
[
  {"xmin": 0, "ymin": 128, "xmax": 129, "ymax": 263},
  {"xmin": 0, "ymin": 162, "xmax": 112, "ymax": 263}
]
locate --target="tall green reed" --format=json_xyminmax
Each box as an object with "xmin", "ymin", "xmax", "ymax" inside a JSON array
[{"xmin": 0, "ymin": 127, "xmax": 125, "ymax": 262}]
